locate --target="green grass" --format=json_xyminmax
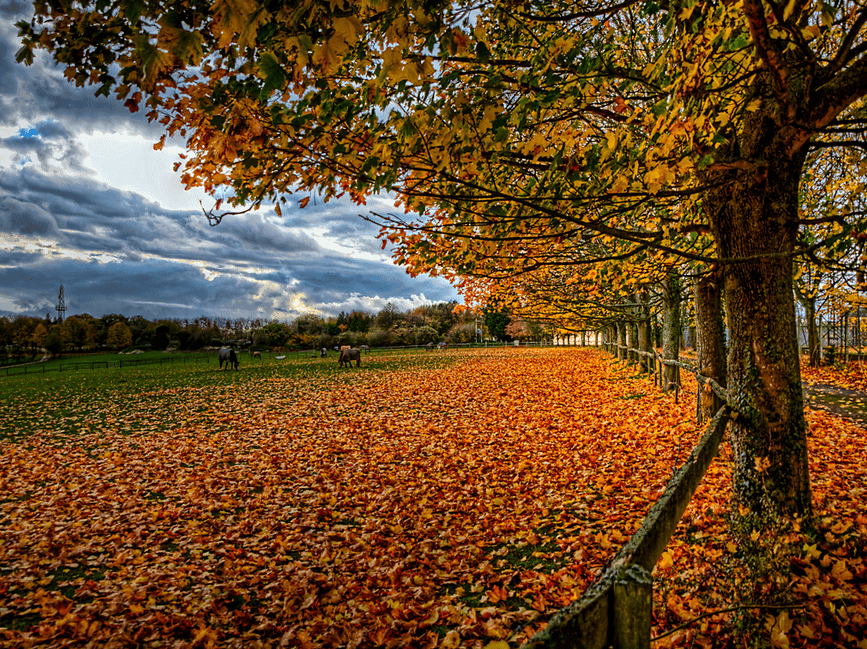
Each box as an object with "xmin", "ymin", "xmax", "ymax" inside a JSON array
[{"xmin": 0, "ymin": 348, "xmax": 464, "ymax": 442}]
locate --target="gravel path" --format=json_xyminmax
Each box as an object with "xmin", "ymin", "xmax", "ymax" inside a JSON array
[{"xmin": 804, "ymin": 382, "xmax": 867, "ymax": 428}]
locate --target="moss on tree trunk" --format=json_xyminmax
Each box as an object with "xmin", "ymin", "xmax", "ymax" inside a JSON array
[
  {"xmin": 694, "ymin": 269, "xmax": 727, "ymax": 417},
  {"xmin": 706, "ymin": 143, "xmax": 812, "ymax": 519},
  {"xmin": 662, "ymin": 272, "xmax": 681, "ymax": 392}
]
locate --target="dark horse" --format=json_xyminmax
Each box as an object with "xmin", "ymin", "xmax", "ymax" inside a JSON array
[
  {"xmin": 338, "ymin": 348, "xmax": 361, "ymax": 367},
  {"xmin": 219, "ymin": 347, "xmax": 239, "ymax": 370}
]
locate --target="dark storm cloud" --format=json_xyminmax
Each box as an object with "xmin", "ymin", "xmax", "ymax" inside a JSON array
[
  {"xmin": 0, "ymin": 250, "xmax": 449, "ymax": 321},
  {"xmin": 0, "ymin": 195, "xmax": 59, "ymax": 236},
  {"xmin": 0, "ymin": 255, "xmax": 218, "ymax": 319},
  {"xmin": 285, "ymin": 198, "xmax": 389, "ymax": 254},
  {"xmin": 29, "ymin": 119, "xmax": 73, "ymax": 139},
  {"xmin": 0, "ymin": 5, "xmax": 459, "ymax": 321},
  {"xmin": 0, "ymin": 9, "xmax": 162, "ymax": 136},
  {"xmin": 0, "ymin": 164, "xmax": 457, "ymax": 319},
  {"xmin": 213, "ymin": 212, "xmax": 323, "ymax": 257},
  {"xmin": 0, "ymin": 165, "xmax": 329, "ymax": 265}
]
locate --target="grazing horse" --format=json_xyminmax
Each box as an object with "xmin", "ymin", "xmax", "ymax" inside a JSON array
[
  {"xmin": 218, "ymin": 347, "xmax": 239, "ymax": 370},
  {"xmin": 251, "ymin": 351, "xmax": 261, "ymax": 359},
  {"xmin": 338, "ymin": 348, "xmax": 361, "ymax": 367}
]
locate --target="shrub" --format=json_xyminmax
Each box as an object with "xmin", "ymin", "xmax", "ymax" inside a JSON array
[
  {"xmin": 446, "ymin": 322, "xmax": 476, "ymax": 344},
  {"xmin": 366, "ymin": 328, "xmax": 391, "ymax": 348}
]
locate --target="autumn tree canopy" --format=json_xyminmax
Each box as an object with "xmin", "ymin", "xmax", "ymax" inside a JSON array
[{"xmin": 17, "ymin": 0, "xmax": 867, "ymax": 520}]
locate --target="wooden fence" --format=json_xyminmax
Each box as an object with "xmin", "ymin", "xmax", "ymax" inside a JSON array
[
  {"xmin": 1, "ymin": 353, "xmax": 215, "ymax": 377},
  {"xmin": 520, "ymin": 344, "xmax": 733, "ymax": 648},
  {"xmin": 1, "ymin": 340, "xmax": 573, "ymax": 378}
]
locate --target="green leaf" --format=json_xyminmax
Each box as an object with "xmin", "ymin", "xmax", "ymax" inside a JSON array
[
  {"xmin": 259, "ymin": 51, "xmax": 287, "ymax": 95},
  {"xmin": 476, "ymin": 41, "xmax": 490, "ymax": 64}
]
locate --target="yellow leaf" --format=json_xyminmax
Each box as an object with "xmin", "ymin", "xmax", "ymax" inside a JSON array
[
  {"xmin": 769, "ymin": 611, "xmax": 792, "ymax": 648},
  {"xmin": 332, "ymin": 16, "xmax": 363, "ymax": 48},
  {"xmin": 313, "ymin": 40, "xmax": 338, "ymax": 72},
  {"xmin": 801, "ymin": 24, "xmax": 821, "ymax": 40},
  {"xmin": 832, "ymin": 559, "xmax": 853, "ymax": 582},
  {"xmin": 657, "ymin": 550, "xmax": 673, "ymax": 571}
]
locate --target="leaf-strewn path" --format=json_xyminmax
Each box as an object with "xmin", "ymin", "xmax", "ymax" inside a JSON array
[{"xmin": 0, "ymin": 348, "xmax": 702, "ymax": 648}]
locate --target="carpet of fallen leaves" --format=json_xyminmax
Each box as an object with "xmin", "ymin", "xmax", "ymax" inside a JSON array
[
  {"xmin": 0, "ymin": 348, "xmax": 701, "ymax": 647},
  {"xmin": 802, "ymin": 358, "xmax": 867, "ymax": 393},
  {"xmin": 0, "ymin": 347, "xmax": 865, "ymax": 649}
]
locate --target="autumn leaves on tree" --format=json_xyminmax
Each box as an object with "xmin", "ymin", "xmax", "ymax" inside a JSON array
[{"xmin": 17, "ymin": 0, "xmax": 867, "ymax": 520}]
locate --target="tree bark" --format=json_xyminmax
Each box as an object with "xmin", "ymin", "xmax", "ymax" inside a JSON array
[
  {"xmin": 637, "ymin": 290, "xmax": 652, "ymax": 373},
  {"xmin": 662, "ymin": 272, "xmax": 682, "ymax": 392},
  {"xmin": 705, "ymin": 147, "xmax": 812, "ymax": 519},
  {"xmin": 694, "ymin": 268, "xmax": 727, "ymax": 417},
  {"xmin": 619, "ymin": 321, "xmax": 628, "ymax": 360},
  {"xmin": 795, "ymin": 291, "xmax": 820, "ymax": 367}
]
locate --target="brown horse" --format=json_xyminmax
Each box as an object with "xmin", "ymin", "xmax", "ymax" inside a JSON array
[{"xmin": 338, "ymin": 348, "xmax": 361, "ymax": 367}]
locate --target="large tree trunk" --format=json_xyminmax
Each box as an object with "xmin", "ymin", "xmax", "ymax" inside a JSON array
[
  {"xmin": 694, "ymin": 268, "xmax": 727, "ymax": 419},
  {"xmin": 705, "ymin": 145, "xmax": 812, "ymax": 519},
  {"xmin": 661, "ymin": 272, "xmax": 681, "ymax": 392}
]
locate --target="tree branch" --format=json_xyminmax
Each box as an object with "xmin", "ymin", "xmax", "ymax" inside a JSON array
[{"xmin": 742, "ymin": 0, "xmax": 796, "ymax": 123}]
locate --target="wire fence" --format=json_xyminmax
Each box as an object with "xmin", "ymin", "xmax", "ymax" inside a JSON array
[
  {"xmin": 1, "ymin": 340, "xmax": 582, "ymax": 378},
  {"xmin": 0, "ymin": 353, "xmax": 216, "ymax": 377}
]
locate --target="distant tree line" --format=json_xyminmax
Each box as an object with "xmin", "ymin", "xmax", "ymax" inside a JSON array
[{"xmin": 0, "ymin": 302, "xmax": 542, "ymax": 362}]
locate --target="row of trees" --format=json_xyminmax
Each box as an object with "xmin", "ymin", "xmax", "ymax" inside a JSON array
[
  {"xmin": 0, "ymin": 302, "xmax": 537, "ymax": 362},
  {"xmin": 18, "ymin": 0, "xmax": 867, "ymax": 522}
]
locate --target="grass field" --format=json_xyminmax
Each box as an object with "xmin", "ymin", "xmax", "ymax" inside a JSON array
[{"xmin": 0, "ymin": 347, "xmax": 865, "ymax": 648}]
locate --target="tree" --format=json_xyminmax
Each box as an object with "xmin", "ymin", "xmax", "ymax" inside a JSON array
[
  {"xmin": 20, "ymin": 0, "xmax": 867, "ymax": 520},
  {"xmin": 107, "ymin": 322, "xmax": 133, "ymax": 350},
  {"xmin": 505, "ymin": 318, "xmax": 532, "ymax": 342},
  {"xmin": 446, "ymin": 322, "xmax": 476, "ymax": 344},
  {"xmin": 294, "ymin": 313, "xmax": 325, "ymax": 337},
  {"xmin": 375, "ymin": 304, "xmax": 401, "ymax": 331},
  {"xmin": 258, "ymin": 322, "xmax": 292, "ymax": 348},
  {"xmin": 30, "ymin": 323, "xmax": 49, "ymax": 352},
  {"xmin": 61, "ymin": 316, "xmax": 87, "ymax": 351},
  {"xmin": 484, "ymin": 307, "xmax": 510, "ymax": 342},
  {"xmin": 44, "ymin": 327, "xmax": 64, "ymax": 358}
]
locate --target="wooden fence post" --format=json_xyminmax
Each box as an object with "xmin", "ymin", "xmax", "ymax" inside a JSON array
[{"xmin": 612, "ymin": 564, "xmax": 652, "ymax": 649}]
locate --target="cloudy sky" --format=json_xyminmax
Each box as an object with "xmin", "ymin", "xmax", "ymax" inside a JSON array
[{"xmin": 0, "ymin": 1, "xmax": 458, "ymax": 323}]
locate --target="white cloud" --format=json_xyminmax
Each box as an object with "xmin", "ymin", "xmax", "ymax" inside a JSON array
[{"xmin": 77, "ymin": 131, "xmax": 210, "ymax": 211}]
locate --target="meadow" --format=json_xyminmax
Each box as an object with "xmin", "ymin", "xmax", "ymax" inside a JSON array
[{"xmin": 0, "ymin": 347, "xmax": 865, "ymax": 648}]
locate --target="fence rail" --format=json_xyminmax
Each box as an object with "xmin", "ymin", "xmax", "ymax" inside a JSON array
[
  {"xmin": 520, "ymin": 343, "xmax": 733, "ymax": 648},
  {"xmin": 1, "ymin": 353, "xmax": 215, "ymax": 377},
  {"xmin": 1, "ymin": 340, "xmax": 579, "ymax": 378},
  {"xmin": 521, "ymin": 405, "xmax": 732, "ymax": 649},
  {"xmin": 605, "ymin": 343, "xmax": 729, "ymax": 401}
]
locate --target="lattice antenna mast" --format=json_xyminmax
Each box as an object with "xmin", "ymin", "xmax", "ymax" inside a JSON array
[{"xmin": 56, "ymin": 285, "xmax": 66, "ymax": 323}]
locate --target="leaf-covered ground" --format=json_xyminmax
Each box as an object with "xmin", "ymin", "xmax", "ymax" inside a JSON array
[
  {"xmin": 0, "ymin": 347, "xmax": 864, "ymax": 648},
  {"xmin": 802, "ymin": 359, "xmax": 867, "ymax": 393}
]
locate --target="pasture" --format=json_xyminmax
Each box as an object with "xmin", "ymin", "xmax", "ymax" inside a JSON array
[{"xmin": 0, "ymin": 347, "xmax": 865, "ymax": 648}]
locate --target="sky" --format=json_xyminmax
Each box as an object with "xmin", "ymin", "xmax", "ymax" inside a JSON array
[{"xmin": 0, "ymin": 0, "xmax": 459, "ymax": 323}]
